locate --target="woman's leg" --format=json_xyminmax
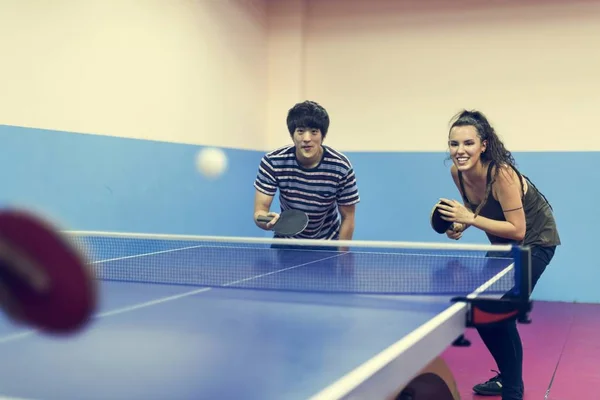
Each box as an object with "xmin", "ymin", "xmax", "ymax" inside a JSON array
[
  {"xmin": 472, "ymin": 246, "xmax": 556, "ymax": 399},
  {"xmin": 474, "ymin": 319, "xmax": 524, "ymax": 398}
]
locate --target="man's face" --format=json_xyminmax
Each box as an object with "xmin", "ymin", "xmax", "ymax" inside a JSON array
[{"xmin": 293, "ymin": 127, "xmax": 323, "ymax": 161}]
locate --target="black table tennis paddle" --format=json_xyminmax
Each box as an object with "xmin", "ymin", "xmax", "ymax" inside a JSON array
[
  {"xmin": 257, "ymin": 209, "xmax": 309, "ymax": 236},
  {"xmin": 430, "ymin": 200, "xmax": 455, "ymax": 234}
]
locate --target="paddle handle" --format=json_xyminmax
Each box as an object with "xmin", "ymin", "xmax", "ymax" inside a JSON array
[{"xmin": 256, "ymin": 215, "xmax": 275, "ymax": 223}]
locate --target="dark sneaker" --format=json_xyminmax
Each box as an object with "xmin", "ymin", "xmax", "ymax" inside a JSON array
[{"xmin": 473, "ymin": 370, "xmax": 503, "ymax": 396}]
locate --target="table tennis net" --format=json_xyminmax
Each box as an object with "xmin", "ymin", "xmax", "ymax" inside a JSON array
[{"xmin": 65, "ymin": 232, "xmax": 522, "ymax": 296}]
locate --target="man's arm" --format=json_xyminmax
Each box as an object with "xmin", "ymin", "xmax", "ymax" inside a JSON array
[
  {"xmin": 253, "ymin": 154, "xmax": 279, "ymax": 230},
  {"xmin": 338, "ymin": 204, "xmax": 356, "ymax": 241},
  {"xmin": 253, "ymin": 190, "xmax": 276, "ymax": 230},
  {"xmin": 337, "ymin": 164, "xmax": 360, "ymax": 250}
]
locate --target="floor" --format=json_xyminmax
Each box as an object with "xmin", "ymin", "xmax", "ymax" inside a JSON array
[{"xmin": 442, "ymin": 300, "xmax": 600, "ymax": 400}]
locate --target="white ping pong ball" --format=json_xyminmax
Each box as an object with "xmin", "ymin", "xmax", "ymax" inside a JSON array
[{"xmin": 196, "ymin": 147, "xmax": 228, "ymax": 178}]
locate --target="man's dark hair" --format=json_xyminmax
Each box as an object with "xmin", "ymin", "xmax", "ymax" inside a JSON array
[{"xmin": 286, "ymin": 100, "xmax": 330, "ymax": 138}]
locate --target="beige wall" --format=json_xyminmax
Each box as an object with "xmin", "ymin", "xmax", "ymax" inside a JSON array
[
  {"xmin": 266, "ymin": 0, "xmax": 306, "ymax": 149},
  {"xmin": 1, "ymin": 0, "xmax": 598, "ymax": 152},
  {"xmin": 0, "ymin": 0, "xmax": 269, "ymax": 150},
  {"xmin": 267, "ymin": 0, "xmax": 600, "ymax": 152}
]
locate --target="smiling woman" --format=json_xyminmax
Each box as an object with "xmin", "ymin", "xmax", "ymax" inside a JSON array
[{"xmin": 436, "ymin": 109, "xmax": 561, "ymax": 400}]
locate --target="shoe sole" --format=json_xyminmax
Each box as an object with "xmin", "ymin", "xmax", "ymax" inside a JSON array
[{"xmin": 473, "ymin": 388, "xmax": 502, "ymax": 396}]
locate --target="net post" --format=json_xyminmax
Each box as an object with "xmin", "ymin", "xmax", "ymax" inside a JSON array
[
  {"xmin": 450, "ymin": 243, "xmax": 533, "ymax": 330},
  {"xmin": 511, "ymin": 244, "xmax": 533, "ymax": 323}
]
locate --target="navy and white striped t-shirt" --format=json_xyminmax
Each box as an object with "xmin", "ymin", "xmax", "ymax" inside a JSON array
[{"xmin": 254, "ymin": 145, "xmax": 360, "ymax": 240}]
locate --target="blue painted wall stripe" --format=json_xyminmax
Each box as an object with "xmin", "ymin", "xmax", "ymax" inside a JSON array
[{"xmin": 1, "ymin": 125, "xmax": 597, "ymax": 303}]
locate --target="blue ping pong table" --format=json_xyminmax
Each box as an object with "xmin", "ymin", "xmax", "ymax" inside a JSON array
[{"xmin": 0, "ymin": 233, "xmax": 523, "ymax": 400}]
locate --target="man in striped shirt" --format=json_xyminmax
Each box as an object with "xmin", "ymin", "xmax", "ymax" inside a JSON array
[{"xmin": 253, "ymin": 100, "xmax": 360, "ymax": 242}]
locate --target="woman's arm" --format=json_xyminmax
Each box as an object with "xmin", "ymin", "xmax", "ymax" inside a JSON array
[
  {"xmin": 449, "ymin": 165, "xmax": 471, "ymax": 232},
  {"xmin": 439, "ymin": 167, "xmax": 526, "ymax": 241},
  {"xmin": 470, "ymin": 165, "xmax": 526, "ymax": 241},
  {"xmin": 441, "ymin": 165, "xmax": 525, "ymax": 241}
]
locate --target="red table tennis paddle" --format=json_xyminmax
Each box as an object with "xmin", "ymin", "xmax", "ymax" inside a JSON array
[
  {"xmin": 0, "ymin": 209, "xmax": 97, "ymax": 335},
  {"xmin": 257, "ymin": 209, "xmax": 309, "ymax": 236},
  {"xmin": 430, "ymin": 200, "xmax": 455, "ymax": 234}
]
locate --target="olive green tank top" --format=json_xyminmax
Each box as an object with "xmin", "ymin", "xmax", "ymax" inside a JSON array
[{"xmin": 457, "ymin": 162, "xmax": 561, "ymax": 247}]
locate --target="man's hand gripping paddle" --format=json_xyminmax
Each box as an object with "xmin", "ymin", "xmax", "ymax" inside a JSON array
[{"xmin": 257, "ymin": 209, "xmax": 309, "ymax": 237}]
